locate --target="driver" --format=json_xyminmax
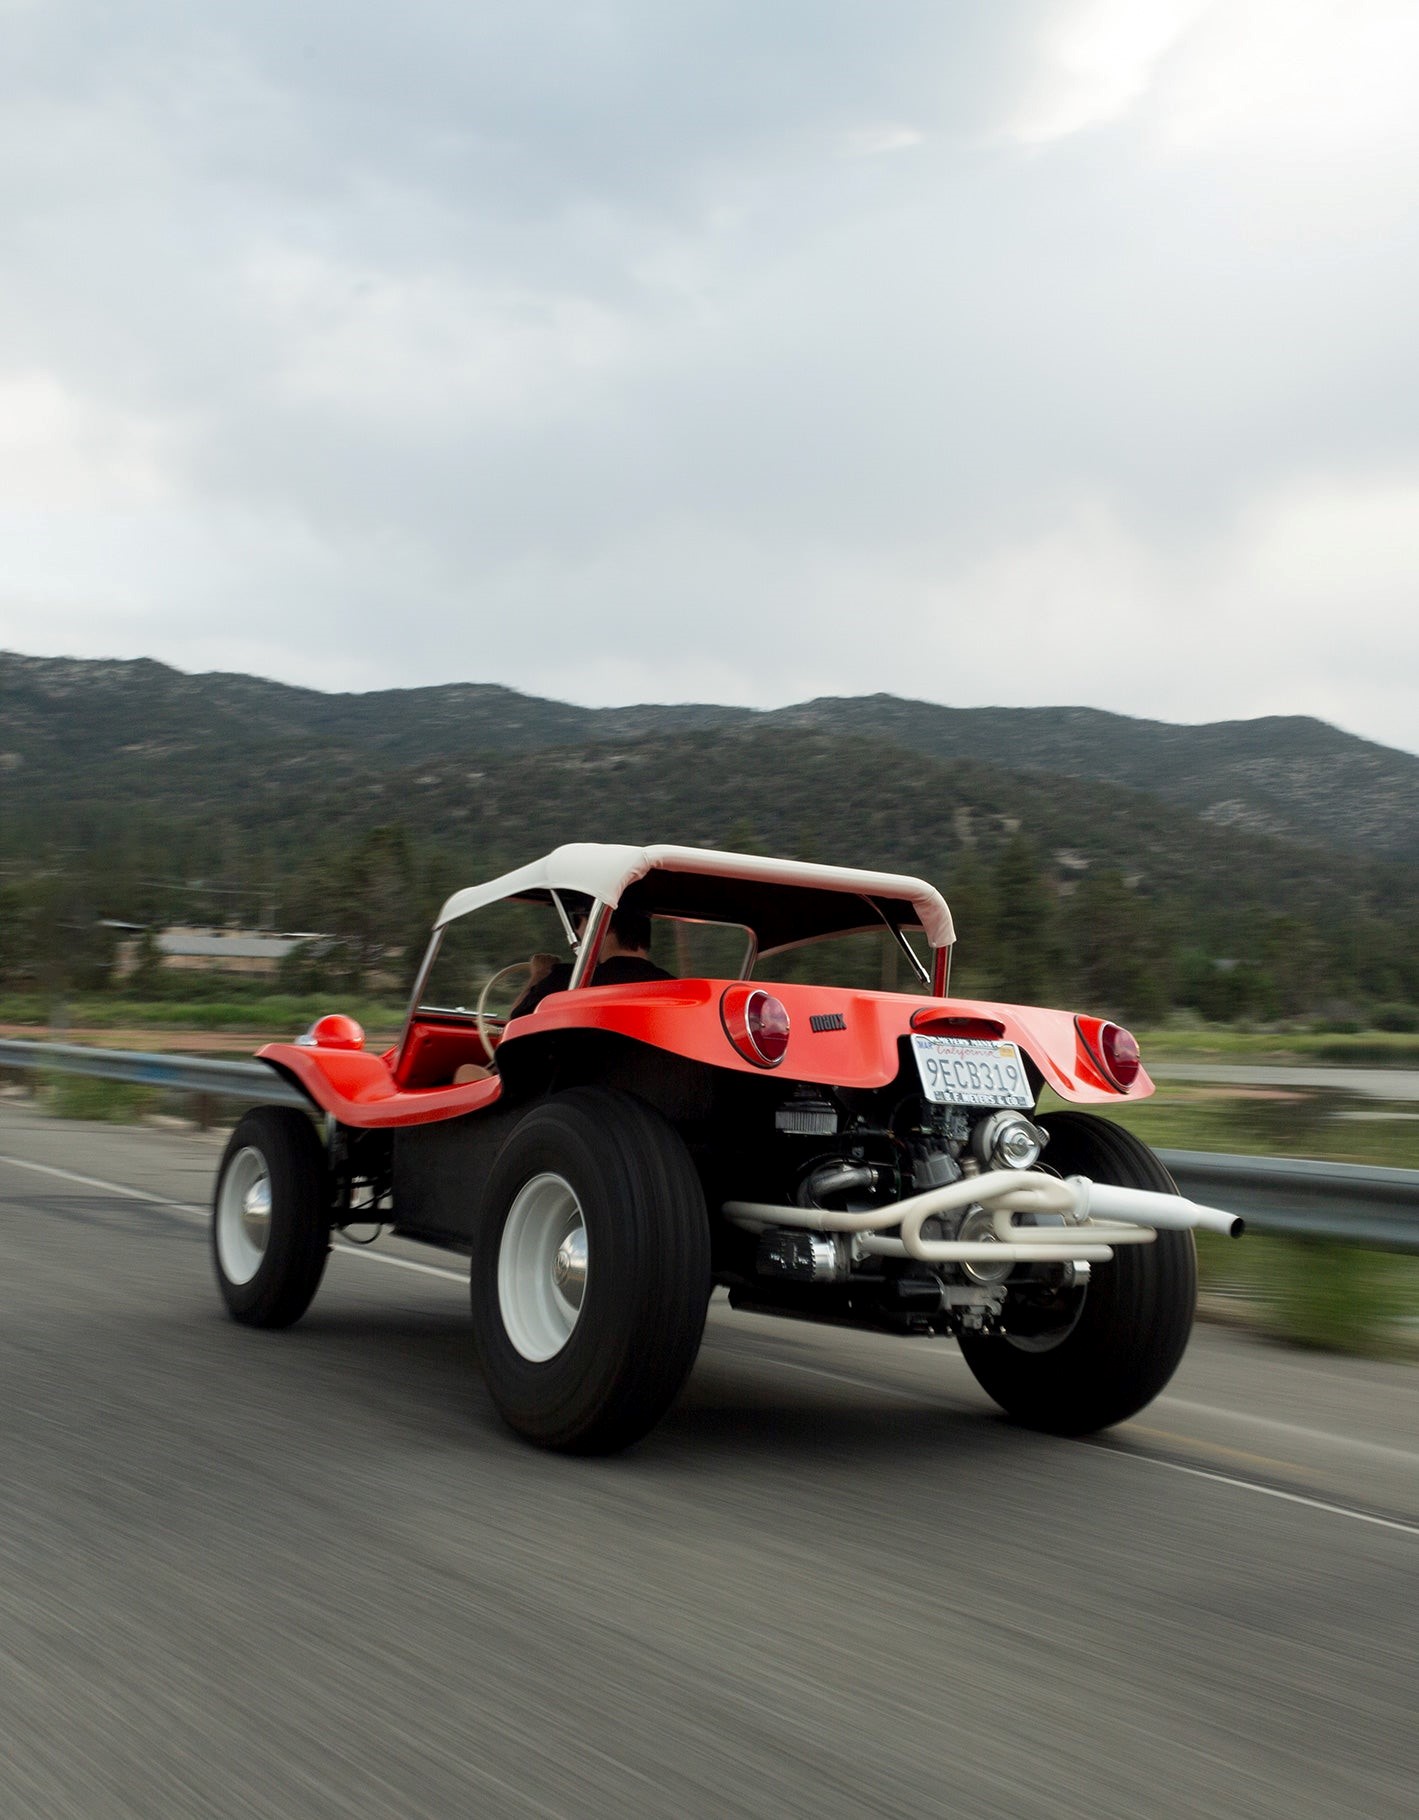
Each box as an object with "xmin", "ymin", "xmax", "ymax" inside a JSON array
[
  {"xmin": 452, "ymin": 905, "xmax": 671, "ymax": 1084},
  {"xmin": 513, "ymin": 905, "xmax": 670, "ymax": 1015}
]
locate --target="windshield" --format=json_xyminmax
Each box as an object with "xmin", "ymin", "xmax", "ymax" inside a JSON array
[{"xmin": 418, "ymin": 896, "xmax": 574, "ymax": 1014}]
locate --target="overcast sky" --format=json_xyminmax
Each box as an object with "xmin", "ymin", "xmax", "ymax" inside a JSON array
[{"xmin": 3, "ymin": 0, "xmax": 1418, "ymax": 752}]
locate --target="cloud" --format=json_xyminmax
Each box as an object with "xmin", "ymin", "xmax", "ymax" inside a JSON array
[
  {"xmin": 1001, "ymin": 0, "xmax": 1212, "ymax": 144},
  {"xmin": 1154, "ymin": 0, "xmax": 1419, "ymax": 165},
  {"xmin": 843, "ymin": 126, "xmax": 929, "ymax": 157},
  {"xmin": 0, "ymin": 373, "xmax": 173, "ymax": 507},
  {"xmin": 1, "ymin": 2, "xmax": 1417, "ymax": 754}
]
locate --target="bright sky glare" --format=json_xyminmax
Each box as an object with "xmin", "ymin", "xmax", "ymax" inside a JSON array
[{"xmin": 2, "ymin": 0, "xmax": 1417, "ymax": 752}]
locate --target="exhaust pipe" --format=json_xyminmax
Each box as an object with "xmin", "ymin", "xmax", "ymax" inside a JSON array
[
  {"xmin": 1073, "ymin": 1177, "xmax": 1244, "ymax": 1238},
  {"xmin": 723, "ymin": 1167, "xmax": 1245, "ymax": 1264}
]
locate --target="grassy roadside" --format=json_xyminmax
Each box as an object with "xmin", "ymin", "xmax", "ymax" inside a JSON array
[
  {"xmin": 0, "ymin": 993, "xmax": 407, "ymax": 1045},
  {"xmin": 35, "ymin": 1074, "xmax": 164, "ymax": 1122},
  {"xmin": 1135, "ymin": 1025, "xmax": 1419, "ymax": 1066},
  {"xmin": 1194, "ymin": 1230, "xmax": 1419, "ymax": 1361},
  {"xmin": 1091, "ymin": 1086, "xmax": 1419, "ymax": 1171}
]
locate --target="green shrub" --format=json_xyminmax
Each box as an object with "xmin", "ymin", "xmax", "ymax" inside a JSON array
[
  {"xmin": 43, "ymin": 1074, "xmax": 160, "ymax": 1122},
  {"xmin": 1196, "ymin": 1229, "xmax": 1418, "ymax": 1358},
  {"xmin": 1312, "ymin": 1038, "xmax": 1419, "ymax": 1065},
  {"xmin": 1268, "ymin": 1238, "xmax": 1414, "ymax": 1357}
]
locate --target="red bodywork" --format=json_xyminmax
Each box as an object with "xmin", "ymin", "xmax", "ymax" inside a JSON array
[{"xmin": 258, "ymin": 979, "xmax": 1153, "ymax": 1128}]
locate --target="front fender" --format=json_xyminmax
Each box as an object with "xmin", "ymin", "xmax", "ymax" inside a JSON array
[{"xmin": 256, "ymin": 1043, "xmax": 501, "ymax": 1128}]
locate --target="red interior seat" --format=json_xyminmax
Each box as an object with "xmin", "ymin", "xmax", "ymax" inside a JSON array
[{"xmin": 393, "ymin": 1023, "xmax": 490, "ymax": 1089}]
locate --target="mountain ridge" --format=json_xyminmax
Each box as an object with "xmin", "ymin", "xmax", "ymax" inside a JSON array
[
  {"xmin": 3, "ymin": 650, "xmax": 1416, "ymax": 865},
  {"xmin": 4, "ymin": 651, "xmax": 1416, "ymax": 1018}
]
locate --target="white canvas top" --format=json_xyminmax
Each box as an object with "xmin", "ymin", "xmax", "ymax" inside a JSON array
[{"xmin": 435, "ymin": 843, "xmax": 956, "ymax": 948}]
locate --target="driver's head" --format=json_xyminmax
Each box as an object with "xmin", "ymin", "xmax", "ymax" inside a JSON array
[{"xmin": 606, "ymin": 906, "xmax": 652, "ymax": 954}]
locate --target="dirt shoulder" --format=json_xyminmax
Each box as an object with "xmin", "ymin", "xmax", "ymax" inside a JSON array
[{"xmin": 0, "ymin": 1023, "xmax": 266, "ymax": 1054}]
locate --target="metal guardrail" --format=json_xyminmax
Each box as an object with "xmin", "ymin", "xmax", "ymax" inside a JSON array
[
  {"xmin": 0, "ymin": 1037, "xmax": 309, "ymax": 1108},
  {"xmin": 2, "ymin": 1037, "xmax": 1416, "ymax": 1251},
  {"xmin": 1159, "ymin": 1150, "xmax": 1419, "ymax": 1254}
]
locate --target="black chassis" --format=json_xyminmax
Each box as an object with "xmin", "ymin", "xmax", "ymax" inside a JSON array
[{"xmin": 333, "ymin": 1027, "xmax": 1053, "ymax": 1339}]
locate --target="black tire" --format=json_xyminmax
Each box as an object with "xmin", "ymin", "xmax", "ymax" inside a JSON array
[
  {"xmin": 957, "ymin": 1111, "xmax": 1196, "ymax": 1434},
  {"xmin": 470, "ymin": 1087, "xmax": 711, "ymax": 1454},
  {"xmin": 212, "ymin": 1106, "xmax": 331, "ymax": 1328}
]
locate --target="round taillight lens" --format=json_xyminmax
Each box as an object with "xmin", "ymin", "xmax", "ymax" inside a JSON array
[
  {"xmin": 720, "ymin": 985, "xmax": 791, "ymax": 1067},
  {"xmin": 746, "ymin": 991, "xmax": 790, "ymax": 1064},
  {"xmin": 1100, "ymin": 1023, "xmax": 1141, "ymax": 1089}
]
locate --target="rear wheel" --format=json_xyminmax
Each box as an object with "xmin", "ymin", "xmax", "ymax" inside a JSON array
[
  {"xmin": 470, "ymin": 1087, "xmax": 711, "ymax": 1453},
  {"xmin": 212, "ymin": 1106, "xmax": 331, "ymax": 1328},
  {"xmin": 957, "ymin": 1112, "xmax": 1196, "ymax": 1433}
]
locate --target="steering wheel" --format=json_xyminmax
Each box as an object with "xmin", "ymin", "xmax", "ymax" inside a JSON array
[{"xmin": 476, "ymin": 961, "xmax": 534, "ymax": 1062}]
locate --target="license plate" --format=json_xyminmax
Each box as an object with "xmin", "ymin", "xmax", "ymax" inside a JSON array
[{"xmin": 911, "ymin": 1036, "xmax": 1032, "ymax": 1108}]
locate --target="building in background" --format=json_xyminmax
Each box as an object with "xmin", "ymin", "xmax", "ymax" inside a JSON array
[{"xmin": 114, "ymin": 929, "xmax": 317, "ymax": 981}]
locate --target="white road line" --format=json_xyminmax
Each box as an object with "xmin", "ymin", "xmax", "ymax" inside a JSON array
[
  {"xmin": 717, "ymin": 1342, "xmax": 1419, "ymax": 1463},
  {"xmin": 331, "ymin": 1245, "xmax": 466, "ymax": 1283},
  {"xmin": 708, "ymin": 1345, "xmax": 1419, "ymax": 1538},
  {"xmin": 740, "ymin": 1352, "xmax": 945, "ymax": 1400},
  {"xmin": 0, "ymin": 1151, "xmax": 205, "ymax": 1219},
  {"xmin": 0, "ymin": 1150, "xmax": 467, "ymax": 1282},
  {"xmin": 1157, "ymin": 1397, "xmax": 1419, "ymax": 1469},
  {"xmin": 717, "ymin": 1342, "xmax": 1419, "ymax": 1466},
  {"xmin": 1093, "ymin": 1449, "xmax": 1419, "ymax": 1539}
]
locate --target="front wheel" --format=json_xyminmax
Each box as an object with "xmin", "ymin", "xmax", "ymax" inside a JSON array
[
  {"xmin": 213, "ymin": 1106, "xmax": 331, "ymax": 1328},
  {"xmin": 958, "ymin": 1112, "xmax": 1196, "ymax": 1434},
  {"xmin": 470, "ymin": 1087, "xmax": 711, "ymax": 1453}
]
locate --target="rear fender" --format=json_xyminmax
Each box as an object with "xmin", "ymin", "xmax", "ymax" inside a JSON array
[
  {"xmin": 948, "ymin": 1001, "xmax": 1156, "ymax": 1103},
  {"xmin": 499, "ymin": 982, "xmax": 1153, "ymax": 1104}
]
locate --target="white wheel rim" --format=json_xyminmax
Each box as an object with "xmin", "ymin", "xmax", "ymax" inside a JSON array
[
  {"xmin": 497, "ymin": 1173, "xmax": 588, "ymax": 1362},
  {"xmin": 216, "ymin": 1146, "xmax": 272, "ymax": 1286}
]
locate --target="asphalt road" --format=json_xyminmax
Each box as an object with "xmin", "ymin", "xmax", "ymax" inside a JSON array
[{"xmin": 2, "ymin": 1104, "xmax": 1417, "ymax": 1820}]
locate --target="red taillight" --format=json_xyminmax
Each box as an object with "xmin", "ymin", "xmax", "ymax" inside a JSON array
[
  {"xmin": 910, "ymin": 1012, "xmax": 1006, "ymax": 1040},
  {"xmin": 1100, "ymin": 1022, "xmax": 1141, "ymax": 1089},
  {"xmin": 720, "ymin": 986, "xmax": 790, "ymax": 1067},
  {"xmin": 749, "ymin": 993, "xmax": 791, "ymax": 1063}
]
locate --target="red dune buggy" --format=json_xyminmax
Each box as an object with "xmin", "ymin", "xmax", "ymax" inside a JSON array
[{"xmin": 213, "ymin": 843, "xmax": 1242, "ymax": 1452}]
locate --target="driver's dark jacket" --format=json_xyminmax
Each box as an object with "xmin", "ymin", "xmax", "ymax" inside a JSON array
[{"xmin": 513, "ymin": 954, "xmax": 672, "ymax": 1017}]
